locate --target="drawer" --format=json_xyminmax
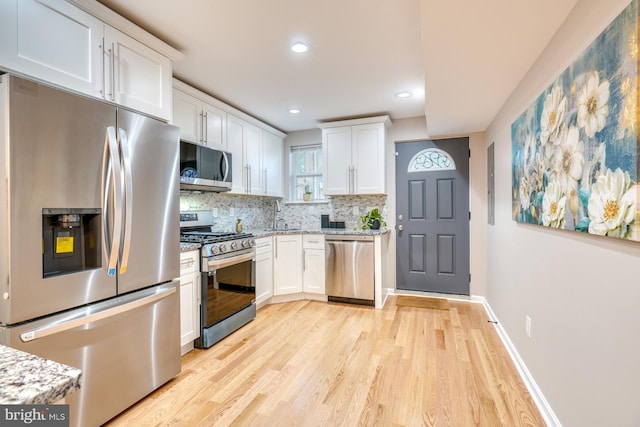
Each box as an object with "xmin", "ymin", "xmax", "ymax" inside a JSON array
[
  {"xmin": 303, "ymin": 234, "xmax": 325, "ymax": 249},
  {"xmin": 180, "ymin": 250, "xmax": 199, "ymax": 275},
  {"xmin": 255, "ymin": 236, "xmax": 273, "ymax": 255}
]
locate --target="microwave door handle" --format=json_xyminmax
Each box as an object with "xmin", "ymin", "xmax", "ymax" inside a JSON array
[
  {"xmin": 222, "ymin": 151, "xmax": 229, "ymax": 182},
  {"xmin": 118, "ymin": 128, "xmax": 133, "ymax": 274},
  {"xmin": 104, "ymin": 127, "xmax": 122, "ymax": 276}
]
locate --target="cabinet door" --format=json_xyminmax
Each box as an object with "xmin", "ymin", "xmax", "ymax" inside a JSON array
[
  {"xmin": 303, "ymin": 248, "xmax": 325, "ymax": 294},
  {"xmin": 0, "ymin": 0, "xmax": 103, "ymax": 97},
  {"xmin": 227, "ymin": 115, "xmax": 247, "ymax": 194},
  {"xmin": 262, "ymin": 131, "xmax": 283, "ymax": 197},
  {"xmin": 180, "ymin": 271, "xmax": 200, "ymax": 346},
  {"xmin": 352, "ymin": 123, "xmax": 386, "ymax": 194},
  {"xmin": 273, "ymin": 235, "xmax": 303, "ymax": 295},
  {"xmin": 255, "ymin": 239, "xmax": 274, "ymax": 305},
  {"xmin": 106, "ymin": 26, "xmax": 171, "ymax": 120},
  {"xmin": 202, "ymin": 103, "xmax": 227, "ymax": 150},
  {"xmin": 245, "ymin": 123, "xmax": 263, "ymax": 194},
  {"xmin": 172, "ymin": 89, "xmax": 200, "ymax": 143},
  {"xmin": 323, "ymin": 127, "xmax": 352, "ymax": 195}
]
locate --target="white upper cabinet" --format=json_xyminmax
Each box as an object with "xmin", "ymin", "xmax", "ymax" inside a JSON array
[
  {"xmin": 262, "ymin": 130, "xmax": 284, "ymax": 198},
  {"xmin": 0, "ymin": 0, "xmax": 103, "ymax": 97},
  {"xmin": 0, "ymin": 0, "xmax": 177, "ymax": 121},
  {"xmin": 105, "ymin": 26, "xmax": 171, "ymax": 120},
  {"xmin": 323, "ymin": 127, "xmax": 353, "ymax": 195},
  {"xmin": 172, "ymin": 86, "xmax": 227, "ymax": 150},
  {"xmin": 228, "ymin": 114, "xmax": 263, "ymax": 195},
  {"xmin": 321, "ymin": 116, "xmax": 390, "ymax": 195},
  {"xmin": 173, "ymin": 79, "xmax": 286, "ymax": 195},
  {"xmin": 172, "ymin": 89, "xmax": 200, "ymax": 143}
]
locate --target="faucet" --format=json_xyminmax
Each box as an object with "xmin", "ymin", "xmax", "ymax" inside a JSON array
[{"xmin": 272, "ymin": 200, "xmax": 281, "ymax": 230}]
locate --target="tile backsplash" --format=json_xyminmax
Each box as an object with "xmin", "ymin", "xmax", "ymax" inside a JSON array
[{"xmin": 180, "ymin": 192, "xmax": 388, "ymax": 232}]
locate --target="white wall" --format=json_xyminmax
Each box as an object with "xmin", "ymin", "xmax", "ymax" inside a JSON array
[{"xmin": 485, "ymin": 0, "xmax": 640, "ymax": 425}]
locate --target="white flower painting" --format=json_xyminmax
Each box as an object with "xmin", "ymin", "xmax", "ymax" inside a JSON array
[{"xmin": 512, "ymin": 0, "xmax": 639, "ymax": 242}]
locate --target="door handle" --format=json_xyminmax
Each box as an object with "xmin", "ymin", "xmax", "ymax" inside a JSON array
[
  {"xmin": 398, "ymin": 225, "xmax": 404, "ymax": 231},
  {"xmin": 20, "ymin": 287, "xmax": 176, "ymax": 342},
  {"xmin": 203, "ymin": 112, "xmax": 208, "ymax": 143},
  {"xmin": 104, "ymin": 127, "xmax": 122, "ymax": 276},
  {"xmin": 118, "ymin": 128, "xmax": 133, "ymax": 274}
]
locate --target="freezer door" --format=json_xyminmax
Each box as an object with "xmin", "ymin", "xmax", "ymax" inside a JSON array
[
  {"xmin": 0, "ymin": 281, "xmax": 180, "ymax": 427},
  {"xmin": 115, "ymin": 109, "xmax": 180, "ymax": 294},
  {"xmin": 1, "ymin": 75, "xmax": 117, "ymax": 325}
]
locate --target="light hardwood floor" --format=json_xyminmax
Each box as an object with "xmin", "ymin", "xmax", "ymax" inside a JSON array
[{"xmin": 107, "ymin": 297, "xmax": 545, "ymax": 426}]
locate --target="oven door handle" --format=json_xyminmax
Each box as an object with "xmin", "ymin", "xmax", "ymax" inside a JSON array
[{"xmin": 207, "ymin": 251, "xmax": 255, "ymax": 270}]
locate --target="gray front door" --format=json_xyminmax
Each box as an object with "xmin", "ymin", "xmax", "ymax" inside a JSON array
[{"xmin": 396, "ymin": 138, "xmax": 470, "ymax": 295}]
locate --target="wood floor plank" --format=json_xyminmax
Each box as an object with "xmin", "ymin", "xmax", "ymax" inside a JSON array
[{"xmin": 106, "ymin": 297, "xmax": 545, "ymax": 427}]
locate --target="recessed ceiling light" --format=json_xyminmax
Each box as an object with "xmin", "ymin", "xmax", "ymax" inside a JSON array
[
  {"xmin": 395, "ymin": 91, "xmax": 412, "ymax": 98},
  {"xmin": 290, "ymin": 42, "xmax": 308, "ymax": 53},
  {"xmin": 289, "ymin": 109, "xmax": 300, "ymax": 114}
]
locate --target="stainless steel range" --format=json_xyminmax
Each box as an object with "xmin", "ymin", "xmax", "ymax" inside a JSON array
[{"xmin": 180, "ymin": 211, "xmax": 256, "ymax": 348}]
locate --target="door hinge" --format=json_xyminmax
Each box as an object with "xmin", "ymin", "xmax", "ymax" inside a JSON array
[
  {"xmin": 468, "ymin": 149, "xmax": 471, "ymax": 158},
  {"xmin": 469, "ymin": 211, "xmax": 471, "ymax": 220},
  {"xmin": 469, "ymin": 273, "xmax": 471, "ymax": 282}
]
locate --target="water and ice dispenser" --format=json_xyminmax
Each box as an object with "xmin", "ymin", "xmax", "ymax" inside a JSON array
[{"xmin": 42, "ymin": 209, "xmax": 102, "ymax": 278}]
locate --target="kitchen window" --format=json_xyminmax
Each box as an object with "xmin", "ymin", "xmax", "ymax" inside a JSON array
[{"xmin": 290, "ymin": 144, "xmax": 324, "ymax": 201}]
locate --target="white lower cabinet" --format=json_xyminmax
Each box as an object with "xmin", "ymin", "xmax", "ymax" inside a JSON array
[
  {"xmin": 303, "ymin": 235, "xmax": 325, "ymax": 294},
  {"xmin": 273, "ymin": 235, "xmax": 303, "ymax": 295},
  {"xmin": 179, "ymin": 250, "xmax": 200, "ymax": 354},
  {"xmin": 255, "ymin": 237, "xmax": 274, "ymax": 305}
]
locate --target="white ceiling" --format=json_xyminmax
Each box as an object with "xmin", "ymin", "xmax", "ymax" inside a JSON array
[{"xmin": 98, "ymin": 0, "xmax": 578, "ymax": 136}]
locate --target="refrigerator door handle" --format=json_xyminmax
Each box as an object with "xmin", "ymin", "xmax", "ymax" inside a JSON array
[
  {"xmin": 118, "ymin": 128, "xmax": 133, "ymax": 274},
  {"xmin": 20, "ymin": 287, "xmax": 177, "ymax": 343},
  {"xmin": 103, "ymin": 127, "xmax": 123, "ymax": 276}
]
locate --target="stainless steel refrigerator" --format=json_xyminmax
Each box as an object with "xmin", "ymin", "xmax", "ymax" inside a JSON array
[{"xmin": 0, "ymin": 75, "xmax": 181, "ymax": 426}]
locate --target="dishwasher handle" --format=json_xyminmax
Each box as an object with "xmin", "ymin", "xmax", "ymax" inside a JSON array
[{"xmin": 325, "ymin": 235, "xmax": 374, "ymax": 242}]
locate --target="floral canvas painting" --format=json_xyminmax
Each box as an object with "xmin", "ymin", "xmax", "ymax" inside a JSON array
[{"xmin": 512, "ymin": 0, "xmax": 640, "ymax": 242}]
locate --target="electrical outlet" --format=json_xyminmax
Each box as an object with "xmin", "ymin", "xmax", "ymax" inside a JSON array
[
  {"xmin": 525, "ymin": 315, "xmax": 532, "ymax": 338},
  {"xmin": 352, "ymin": 206, "xmax": 359, "ymax": 215},
  {"xmin": 229, "ymin": 207, "xmax": 235, "ymax": 217},
  {"xmin": 212, "ymin": 208, "xmax": 218, "ymax": 217}
]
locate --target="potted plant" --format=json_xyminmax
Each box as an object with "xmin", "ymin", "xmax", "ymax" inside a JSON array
[
  {"xmin": 359, "ymin": 208, "xmax": 386, "ymax": 230},
  {"xmin": 302, "ymin": 184, "xmax": 312, "ymax": 202}
]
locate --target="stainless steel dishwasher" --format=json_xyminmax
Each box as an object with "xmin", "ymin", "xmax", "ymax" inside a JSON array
[{"xmin": 325, "ymin": 235, "xmax": 374, "ymax": 305}]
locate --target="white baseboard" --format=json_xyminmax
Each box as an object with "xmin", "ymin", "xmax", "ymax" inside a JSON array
[{"xmin": 479, "ymin": 297, "xmax": 561, "ymax": 427}]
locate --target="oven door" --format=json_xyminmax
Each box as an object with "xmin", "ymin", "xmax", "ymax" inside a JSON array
[{"xmin": 203, "ymin": 252, "xmax": 255, "ymax": 328}]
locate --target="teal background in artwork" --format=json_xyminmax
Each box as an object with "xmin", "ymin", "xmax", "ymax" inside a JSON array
[{"xmin": 511, "ymin": 0, "xmax": 639, "ymax": 241}]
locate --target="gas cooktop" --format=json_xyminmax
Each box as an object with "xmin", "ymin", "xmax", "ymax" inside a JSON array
[{"xmin": 180, "ymin": 231, "xmax": 254, "ymax": 244}]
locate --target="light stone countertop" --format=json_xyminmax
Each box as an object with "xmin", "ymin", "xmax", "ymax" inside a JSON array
[
  {"xmin": 0, "ymin": 344, "xmax": 81, "ymax": 404},
  {"xmin": 180, "ymin": 242, "xmax": 201, "ymax": 252},
  {"xmin": 248, "ymin": 228, "xmax": 390, "ymax": 239}
]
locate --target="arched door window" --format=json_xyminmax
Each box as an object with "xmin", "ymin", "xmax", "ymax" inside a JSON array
[{"xmin": 407, "ymin": 148, "xmax": 456, "ymax": 172}]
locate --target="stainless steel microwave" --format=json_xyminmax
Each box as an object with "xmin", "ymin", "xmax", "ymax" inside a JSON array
[{"xmin": 179, "ymin": 141, "xmax": 232, "ymax": 192}]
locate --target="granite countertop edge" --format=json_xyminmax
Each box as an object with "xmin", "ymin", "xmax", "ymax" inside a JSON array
[
  {"xmin": 250, "ymin": 228, "xmax": 390, "ymax": 238},
  {"xmin": 0, "ymin": 345, "xmax": 82, "ymax": 405},
  {"xmin": 180, "ymin": 242, "xmax": 202, "ymax": 252},
  {"xmin": 180, "ymin": 229, "xmax": 389, "ymax": 249}
]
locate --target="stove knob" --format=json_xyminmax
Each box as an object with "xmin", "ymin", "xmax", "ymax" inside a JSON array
[
  {"xmin": 219, "ymin": 243, "xmax": 227, "ymax": 253},
  {"xmin": 230, "ymin": 241, "xmax": 238, "ymax": 250},
  {"xmin": 210, "ymin": 245, "xmax": 219, "ymax": 255},
  {"xmin": 241, "ymin": 240, "xmax": 249, "ymax": 248}
]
